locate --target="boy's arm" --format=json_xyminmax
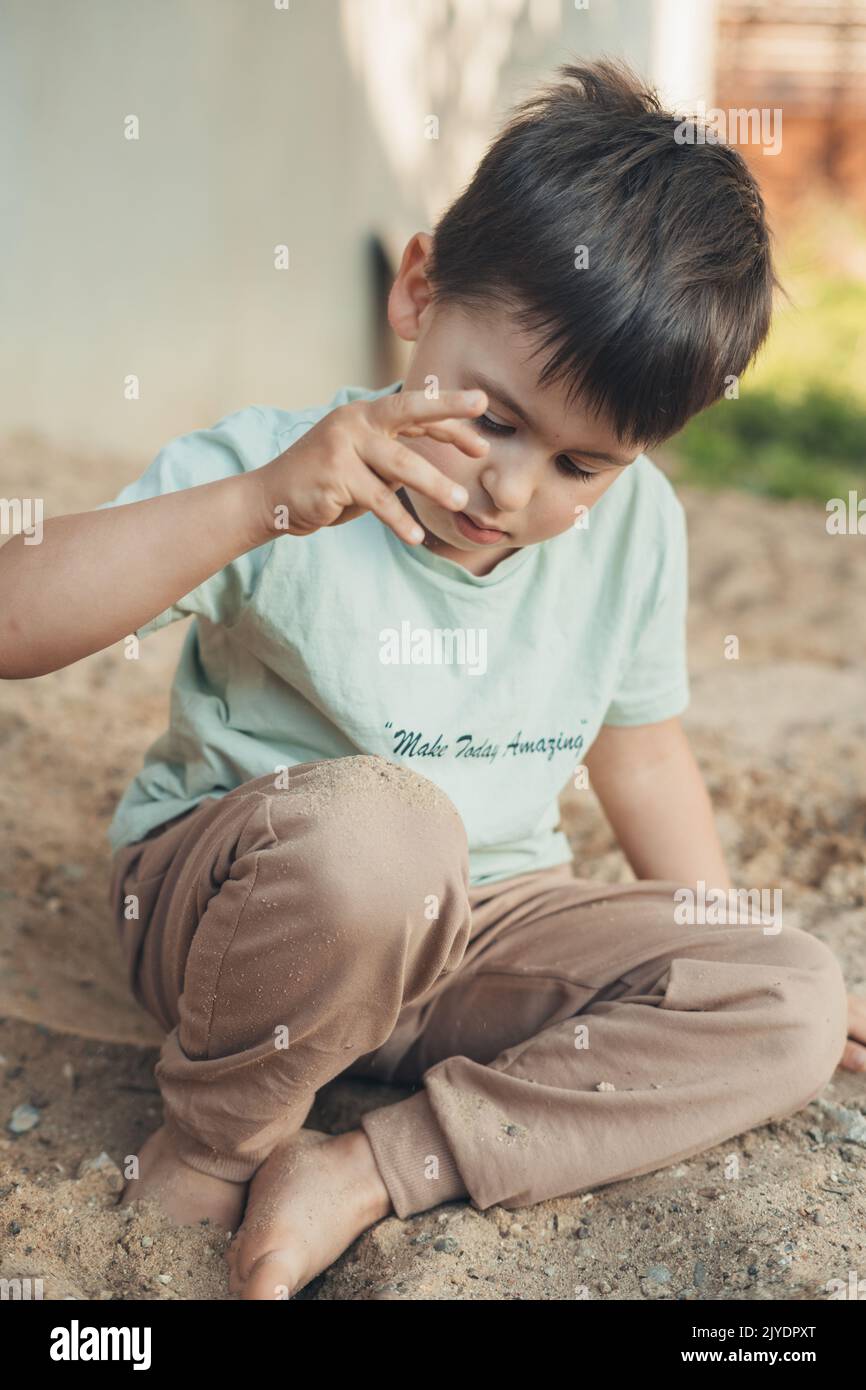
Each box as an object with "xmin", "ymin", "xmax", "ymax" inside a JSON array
[
  {"xmin": 0, "ymin": 472, "xmax": 267, "ymax": 680},
  {"xmin": 0, "ymin": 389, "xmax": 484, "ymax": 681},
  {"xmin": 582, "ymin": 716, "xmax": 732, "ymax": 889}
]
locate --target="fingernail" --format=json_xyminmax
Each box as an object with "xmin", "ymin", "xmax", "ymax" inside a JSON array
[
  {"xmin": 410, "ymin": 525, "xmax": 424, "ymax": 542},
  {"xmin": 451, "ymin": 485, "xmax": 468, "ymax": 505}
]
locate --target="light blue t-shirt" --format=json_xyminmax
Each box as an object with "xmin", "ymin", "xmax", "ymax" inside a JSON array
[{"xmin": 98, "ymin": 380, "xmax": 689, "ymax": 885}]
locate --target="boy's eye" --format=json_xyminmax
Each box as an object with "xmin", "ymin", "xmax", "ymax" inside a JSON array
[
  {"xmin": 476, "ymin": 413, "xmax": 596, "ymax": 483},
  {"xmin": 557, "ymin": 457, "xmax": 596, "ymax": 483},
  {"xmin": 476, "ymin": 412, "xmax": 514, "ymax": 436}
]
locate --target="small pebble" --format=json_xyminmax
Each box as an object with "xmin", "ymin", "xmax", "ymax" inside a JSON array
[
  {"xmin": 77, "ymin": 1151, "xmax": 122, "ymax": 1183},
  {"xmin": 8, "ymin": 1104, "xmax": 40, "ymax": 1134},
  {"xmin": 815, "ymin": 1100, "xmax": 866, "ymax": 1145},
  {"xmin": 433, "ymin": 1236, "xmax": 459, "ymax": 1254}
]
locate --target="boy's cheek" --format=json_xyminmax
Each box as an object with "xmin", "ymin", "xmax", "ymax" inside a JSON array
[{"xmin": 544, "ymin": 482, "xmax": 610, "ymax": 538}]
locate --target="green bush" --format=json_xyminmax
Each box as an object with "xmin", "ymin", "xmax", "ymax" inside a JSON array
[
  {"xmin": 668, "ymin": 387, "xmax": 866, "ymax": 502},
  {"xmin": 666, "ymin": 239, "xmax": 866, "ymax": 500}
]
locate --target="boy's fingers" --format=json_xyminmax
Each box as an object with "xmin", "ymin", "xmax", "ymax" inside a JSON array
[
  {"xmin": 402, "ymin": 416, "xmax": 491, "ymax": 458},
  {"xmin": 351, "ymin": 457, "xmax": 429, "ymax": 544},
  {"xmin": 840, "ymin": 1039, "xmax": 866, "ymax": 1072},
  {"xmin": 847, "ymin": 992, "xmax": 866, "ymax": 1030},
  {"xmin": 362, "ymin": 435, "xmax": 469, "ymax": 513},
  {"xmin": 379, "ymin": 387, "xmax": 487, "ymax": 427}
]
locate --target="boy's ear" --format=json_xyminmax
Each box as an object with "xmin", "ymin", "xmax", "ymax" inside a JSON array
[{"xmin": 387, "ymin": 232, "xmax": 435, "ymax": 343}]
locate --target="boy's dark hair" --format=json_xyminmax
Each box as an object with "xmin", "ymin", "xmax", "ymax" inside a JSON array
[{"xmin": 426, "ymin": 58, "xmax": 782, "ymax": 449}]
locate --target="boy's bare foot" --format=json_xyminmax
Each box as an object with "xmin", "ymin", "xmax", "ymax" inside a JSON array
[
  {"xmin": 120, "ymin": 1124, "xmax": 248, "ymax": 1233},
  {"xmin": 226, "ymin": 1127, "xmax": 393, "ymax": 1300}
]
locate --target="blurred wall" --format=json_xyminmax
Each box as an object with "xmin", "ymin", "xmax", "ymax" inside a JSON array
[{"xmin": 1, "ymin": 0, "xmax": 715, "ymax": 461}]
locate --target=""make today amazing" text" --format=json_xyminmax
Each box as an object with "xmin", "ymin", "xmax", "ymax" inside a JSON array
[{"xmin": 386, "ymin": 726, "xmax": 586, "ymax": 763}]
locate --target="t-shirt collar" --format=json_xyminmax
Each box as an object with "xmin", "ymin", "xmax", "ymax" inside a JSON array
[{"xmin": 383, "ymin": 517, "xmax": 536, "ymax": 587}]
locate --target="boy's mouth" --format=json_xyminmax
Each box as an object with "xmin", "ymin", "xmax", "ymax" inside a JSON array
[
  {"xmin": 453, "ymin": 511, "xmax": 509, "ymax": 544},
  {"xmin": 398, "ymin": 487, "xmax": 512, "ymax": 548}
]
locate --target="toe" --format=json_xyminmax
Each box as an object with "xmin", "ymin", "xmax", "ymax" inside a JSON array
[{"xmin": 243, "ymin": 1250, "xmax": 299, "ymax": 1301}]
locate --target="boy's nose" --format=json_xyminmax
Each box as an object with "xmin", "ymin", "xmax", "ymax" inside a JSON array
[{"xmin": 478, "ymin": 461, "xmax": 536, "ymax": 517}]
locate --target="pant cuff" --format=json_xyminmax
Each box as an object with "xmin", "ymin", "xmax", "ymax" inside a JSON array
[
  {"xmin": 360, "ymin": 1086, "xmax": 469, "ymax": 1218},
  {"xmin": 161, "ymin": 1114, "xmax": 263, "ymax": 1184}
]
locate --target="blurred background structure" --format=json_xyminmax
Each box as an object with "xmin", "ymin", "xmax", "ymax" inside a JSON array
[
  {"xmin": 670, "ymin": 0, "xmax": 866, "ymax": 501},
  {"xmin": 716, "ymin": 0, "xmax": 866, "ymax": 211},
  {"xmin": 0, "ymin": 0, "xmax": 712, "ymax": 460}
]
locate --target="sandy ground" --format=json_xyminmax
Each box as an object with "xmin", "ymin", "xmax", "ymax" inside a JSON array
[{"xmin": 0, "ymin": 431, "xmax": 864, "ymax": 1299}]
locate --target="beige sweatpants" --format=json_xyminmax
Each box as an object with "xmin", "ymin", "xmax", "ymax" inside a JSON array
[{"xmin": 108, "ymin": 756, "xmax": 848, "ymax": 1218}]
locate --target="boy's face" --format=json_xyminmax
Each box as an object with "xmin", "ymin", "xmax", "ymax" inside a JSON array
[{"xmin": 388, "ymin": 234, "xmax": 644, "ymax": 577}]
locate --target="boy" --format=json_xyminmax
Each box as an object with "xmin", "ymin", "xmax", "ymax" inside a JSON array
[{"xmin": 1, "ymin": 60, "xmax": 857, "ymax": 1301}]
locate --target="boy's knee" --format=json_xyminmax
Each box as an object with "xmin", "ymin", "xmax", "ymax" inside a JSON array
[
  {"xmin": 265, "ymin": 755, "xmax": 470, "ymax": 951},
  {"xmin": 765, "ymin": 927, "xmax": 848, "ymax": 1109},
  {"xmin": 278, "ymin": 753, "xmax": 465, "ymax": 866},
  {"xmin": 321, "ymin": 753, "xmax": 463, "ymax": 829}
]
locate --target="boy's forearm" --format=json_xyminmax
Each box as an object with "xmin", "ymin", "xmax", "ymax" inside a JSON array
[
  {"xmin": 584, "ymin": 718, "xmax": 733, "ymax": 889},
  {"xmin": 0, "ymin": 470, "xmax": 269, "ymax": 679}
]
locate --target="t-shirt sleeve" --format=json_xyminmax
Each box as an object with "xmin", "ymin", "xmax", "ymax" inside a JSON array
[
  {"xmin": 602, "ymin": 492, "xmax": 690, "ymax": 726},
  {"xmin": 95, "ymin": 406, "xmax": 276, "ymax": 639}
]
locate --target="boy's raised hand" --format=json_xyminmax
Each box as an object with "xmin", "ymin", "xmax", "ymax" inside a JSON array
[{"xmin": 253, "ymin": 388, "xmax": 489, "ymax": 545}]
